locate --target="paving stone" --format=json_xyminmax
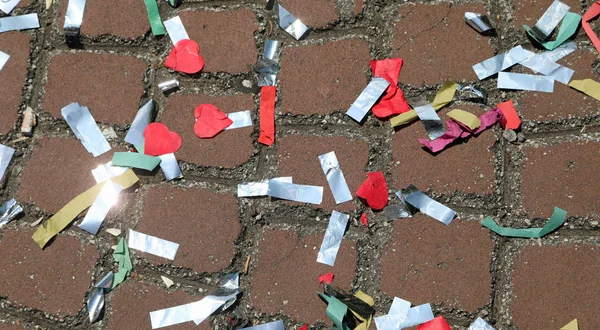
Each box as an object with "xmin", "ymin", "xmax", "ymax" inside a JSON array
[
  {"xmin": 136, "ymin": 185, "xmax": 240, "ymax": 273},
  {"xmin": 251, "ymin": 229, "xmax": 357, "ymax": 324},
  {"xmin": 279, "ymin": 0, "xmax": 339, "ymax": 28},
  {"xmin": 392, "ymin": 3, "xmax": 494, "ymax": 85},
  {"xmin": 391, "ymin": 105, "xmax": 497, "ymax": 195},
  {"xmin": 354, "ymin": 0, "xmax": 364, "ymax": 15},
  {"xmin": 0, "ymin": 323, "xmax": 25, "ymax": 330},
  {"xmin": 279, "ymin": 39, "xmax": 371, "ymax": 115},
  {"xmin": 380, "ymin": 216, "xmax": 493, "ymax": 311},
  {"xmin": 59, "ymin": 0, "xmax": 149, "ymax": 38},
  {"xmin": 522, "ymin": 141, "xmax": 600, "ymax": 218},
  {"xmin": 106, "ymin": 281, "xmax": 209, "ymax": 330},
  {"xmin": 18, "ymin": 137, "xmax": 116, "ymax": 213},
  {"xmin": 162, "ymin": 93, "xmax": 255, "ymax": 168},
  {"xmin": 277, "ymin": 134, "xmax": 369, "ymax": 212},
  {"xmin": 511, "ymin": 243, "xmax": 600, "ymax": 329},
  {"xmin": 0, "ymin": 32, "xmax": 31, "ymax": 135},
  {"xmin": 0, "ymin": 228, "xmax": 98, "ymax": 316},
  {"xmin": 43, "ymin": 53, "xmax": 147, "ymax": 125},
  {"xmin": 514, "ymin": 0, "xmax": 581, "ymax": 28},
  {"xmin": 519, "ymin": 49, "xmax": 599, "ymax": 120},
  {"xmin": 180, "ymin": 9, "xmax": 259, "ymax": 74},
  {"xmin": 17, "ymin": 0, "xmax": 32, "ymax": 7}
]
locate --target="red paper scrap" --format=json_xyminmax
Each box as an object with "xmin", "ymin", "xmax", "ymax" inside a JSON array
[
  {"xmin": 164, "ymin": 39, "xmax": 205, "ymax": 74},
  {"xmin": 258, "ymin": 86, "xmax": 276, "ymax": 146},
  {"xmin": 318, "ymin": 272, "xmax": 334, "ymax": 284},
  {"xmin": 360, "ymin": 213, "xmax": 369, "ymax": 226},
  {"xmin": 194, "ymin": 104, "xmax": 233, "ymax": 138},
  {"xmin": 497, "ymin": 100, "xmax": 520, "ymax": 129},
  {"xmin": 370, "ymin": 58, "xmax": 410, "ymax": 118},
  {"xmin": 144, "ymin": 123, "xmax": 182, "ymax": 156},
  {"xmin": 417, "ymin": 316, "xmax": 452, "ymax": 330},
  {"xmin": 298, "ymin": 325, "xmax": 309, "ymax": 330},
  {"xmin": 356, "ymin": 172, "xmax": 388, "ymax": 210},
  {"xmin": 583, "ymin": 2, "xmax": 600, "ymax": 54}
]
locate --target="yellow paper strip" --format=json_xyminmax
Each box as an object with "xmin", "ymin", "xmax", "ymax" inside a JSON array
[
  {"xmin": 447, "ymin": 109, "xmax": 481, "ymax": 130},
  {"xmin": 351, "ymin": 290, "xmax": 374, "ymax": 330},
  {"xmin": 569, "ymin": 79, "xmax": 600, "ymax": 101},
  {"xmin": 32, "ymin": 169, "xmax": 139, "ymax": 248},
  {"xmin": 560, "ymin": 319, "xmax": 578, "ymax": 330},
  {"xmin": 390, "ymin": 81, "xmax": 459, "ymax": 127}
]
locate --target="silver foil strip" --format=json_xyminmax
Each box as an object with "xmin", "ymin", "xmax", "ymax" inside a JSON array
[
  {"xmin": 374, "ymin": 297, "xmax": 411, "ymax": 330},
  {"xmin": 0, "ymin": 144, "xmax": 15, "ymax": 181},
  {"xmin": 0, "ymin": 0, "xmax": 20, "ymax": 15},
  {"xmin": 464, "ymin": 12, "xmax": 493, "ymax": 33},
  {"xmin": 238, "ymin": 177, "xmax": 293, "ymax": 197},
  {"xmin": 91, "ymin": 162, "xmax": 128, "ymax": 184},
  {"xmin": 0, "ymin": 51, "xmax": 8, "ymax": 71},
  {"xmin": 537, "ymin": 41, "xmax": 576, "ymax": 63},
  {"xmin": 267, "ymin": 180, "xmax": 323, "ymax": 204},
  {"xmin": 346, "ymin": 77, "xmax": 390, "ymax": 122},
  {"xmin": 242, "ymin": 320, "xmax": 285, "ymax": 330},
  {"xmin": 79, "ymin": 181, "xmax": 123, "ymax": 235},
  {"xmin": 497, "ymin": 72, "xmax": 554, "ymax": 93},
  {"xmin": 318, "ymin": 151, "xmax": 352, "ymax": 204},
  {"xmin": 64, "ymin": 0, "xmax": 86, "ymax": 38},
  {"xmin": 384, "ymin": 204, "xmax": 412, "ymax": 221},
  {"xmin": 472, "ymin": 53, "xmax": 504, "ymax": 80},
  {"xmin": 150, "ymin": 291, "xmax": 239, "ymax": 329},
  {"xmin": 158, "ymin": 79, "xmax": 180, "ymax": 93},
  {"xmin": 87, "ymin": 272, "xmax": 113, "ymax": 323},
  {"xmin": 125, "ymin": 100, "xmax": 156, "ymax": 146},
  {"xmin": 501, "ymin": 45, "xmax": 530, "ymax": 70},
  {"xmin": 455, "ymin": 84, "xmax": 486, "ymax": 102},
  {"xmin": 401, "ymin": 185, "xmax": 456, "ymax": 225},
  {"xmin": 402, "ymin": 303, "xmax": 435, "ymax": 328},
  {"xmin": 0, "ymin": 14, "xmax": 40, "ymax": 33},
  {"xmin": 61, "ymin": 102, "xmax": 111, "ymax": 157},
  {"xmin": 0, "ymin": 198, "xmax": 23, "ymax": 228},
  {"xmin": 530, "ymin": 0, "xmax": 570, "ymax": 41},
  {"xmin": 278, "ymin": 4, "xmax": 309, "ymax": 40},
  {"xmin": 159, "ymin": 153, "xmax": 182, "ymax": 181},
  {"xmin": 256, "ymin": 40, "xmax": 281, "ymax": 86},
  {"xmin": 128, "ymin": 229, "xmax": 179, "ymax": 260},
  {"xmin": 409, "ymin": 96, "xmax": 446, "ymax": 140},
  {"xmin": 519, "ymin": 49, "xmax": 574, "ymax": 84},
  {"xmin": 225, "ymin": 110, "xmax": 253, "ymax": 130},
  {"xmin": 316, "ymin": 211, "xmax": 349, "ymax": 266},
  {"xmin": 469, "ymin": 317, "xmax": 495, "ymax": 330},
  {"xmin": 164, "ymin": 16, "xmax": 189, "ymax": 45}
]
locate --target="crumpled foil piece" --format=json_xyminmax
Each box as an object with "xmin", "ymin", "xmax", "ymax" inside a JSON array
[
  {"xmin": 469, "ymin": 317, "xmax": 495, "ymax": 330},
  {"xmin": 255, "ymin": 40, "xmax": 281, "ymax": 86},
  {"xmin": 61, "ymin": 102, "xmax": 111, "ymax": 157},
  {"xmin": 497, "ymin": 72, "xmax": 554, "ymax": 93},
  {"xmin": 346, "ymin": 78, "xmax": 390, "ymax": 122},
  {"xmin": 399, "ymin": 185, "xmax": 456, "ymax": 225},
  {"xmin": 87, "ymin": 271, "xmax": 113, "ymax": 323},
  {"xmin": 464, "ymin": 12, "xmax": 493, "ymax": 33},
  {"xmin": 318, "ymin": 151, "xmax": 352, "ymax": 204},
  {"xmin": 317, "ymin": 211, "xmax": 349, "ymax": 266},
  {"xmin": 527, "ymin": 0, "xmax": 570, "ymax": 41},
  {"xmin": 125, "ymin": 100, "xmax": 157, "ymax": 146},
  {"xmin": 219, "ymin": 273, "xmax": 240, "ymax": 310},
  {"xmin": 408, "ymin": 96, "xmax": 446, "ymax": 140},
  {"xmin": 0, "ymin": 199, "xmax": 23, "ymax": 229},
  {"xmin": 64, "ymin": 0, "xmax": 86, "ymax": 42},
  {"xmin": 455, "ymin": 84, "xmax": 487, "ymax": 103},
  {"xmin": 278, "ymin": 4, "xmax": 309, "ymax": 40}
]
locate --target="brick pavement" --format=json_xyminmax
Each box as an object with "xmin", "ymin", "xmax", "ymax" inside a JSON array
[{"xmin": 0, "ymin": 0, "xmax": 599, "ymax": 329}]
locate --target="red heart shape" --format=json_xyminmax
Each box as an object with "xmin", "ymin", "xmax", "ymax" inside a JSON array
[
  {"xmin": 143, "ymin": 123, "xmax": 182, "ymax": 156},
  {"xmin": 356, "ymin": 172, "xmax": 388, "ymax": 210},
  {"xmin": 193, "ymin": 104, "xmax": 233, "ymax": 138},
  {"xmin": 164, "ymin": 39, "xmax": 205, "ymax": 74}
]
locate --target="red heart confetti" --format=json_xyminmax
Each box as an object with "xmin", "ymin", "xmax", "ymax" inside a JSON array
[
  {"xmin": 194, "ymin": 104, "xmax": 233, "ymax": 138},
  {"xmin": 143, "ymin": 123, "xmax": 182, "ymax": 156},
  {"xmin": 356, "ymin": 172, "xmax": 388, "ymax": 211},
  {"xmin": 298, "ymin": 325, "xmax": 309, "ymax": 330},
  {"xmin": 416, "ymin": 316, "xmax": 452, "ymax": 330},
  {"xmin": 164, "ymin": 39, "xmax": 205, "ymax": 74},
  {"xmin": 360, "ymin": 213, "xmax": 369, "ymax": 227},
  {"xmin": 318, "ymin": 272, "xmax": 334, "ymax": 284}
]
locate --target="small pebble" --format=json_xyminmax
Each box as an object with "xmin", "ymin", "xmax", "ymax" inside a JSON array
[{"xmin": 502, "ymin": 129, "xmax": 517, "ymax": 142}]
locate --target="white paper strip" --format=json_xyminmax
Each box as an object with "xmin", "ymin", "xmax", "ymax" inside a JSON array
[
  {"xmin": 0, "ymin": 14, "xmax": 40, "ymax": 33},
  {"xmin": 318, "ymin": 151, "xmax": 352, "ymax": 204},
  {"xmin": 0, "ymin": 51, "xmax": 8, "ymax": 71},
  {"xmin": 374, "ymin": 297, "xmax": 411, "ymax": 330},
  {"xmin": 278, "ymin": 4, "xmax": 309, "ymax": 40},
  {"xmin": 537, "ymin": 41, "xmax": 576, "ymax": 63},
  {"xmin": 402, "ymin": 186, "xmax": 456, "ymax": 225},
  {"xmin": 316, "ymin": 211, "xmax": 348, "ymax": 266},
  {"xmin": 79, "ymin": 181, "xmax": 122, "ymax": 235},
  {"xmin": 159, "ymin": 153, "xmax": 182, "ymax": 181},
  {"xmin": 501, "ymin": 45, "xmax": 530, "ymax": 70},
  {"xmin": 468, "ymin": 317, "xmax": 495, "ymax": 330},
  {"xmin": 125, "ymin": 100, "xmax": 155, "ymax": 146},
  {"xmin": 225, "ymin": 110, "xmax": 253, "ymax": 130},
  {"xmin": 92, "ymin": 162, "xmax": 128, "ymax": 183},
  {"xmin": 61, "ymin": 102, "xmax": 111, "ymax": 157},
  {"xmin": 402, "ymin": 303, "xmax": 435, "ymax": 328},
  {"xmin": 238, "ymin": 177, "xmax": 292, "ymax": 197},
  {"xmin": 128, "ymin": 229, "xmax": 179, "ymax": 260},
  {"xmin": 346, "ymin": 78, "xmax": 390, "ymax": 122},
  {"xmin": 497, "ymin": 72, "xmax": 554, "ymax": 93},
  {"xmin": 164, "ymin": 16, "xmax": 189, "ymax": 45},
  {"xmin": 267, "ymin": 180, "xmax": 323, "ymax": 204},
  {"xmin": 519, "ymin": 50, "xmax": 574, "ymax": 85},
  {"xmin": 473, "ymin": 53, "xmax": 504, "ymax": 80},
  {"xmin": 0, "ymin": 144, "xmax": 15, "ymax": 181},
  {"xmin": 242, "ymin": 320, "xmax": 285, "ymax": 330},
  {"xmin": 0, "ymin": 0, "xmax": 21, "ymax": 15}
]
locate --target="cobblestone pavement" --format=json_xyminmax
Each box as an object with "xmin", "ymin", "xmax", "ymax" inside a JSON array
[{"xmin": 1, "ymin": 0, "xmax": 600, "ymax": 329}]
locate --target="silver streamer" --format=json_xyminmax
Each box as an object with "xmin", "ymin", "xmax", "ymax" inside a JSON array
[
  {"xmin": 501, "ymin": 45, "xmax": 530, "ymax": 70},
  {"xmin": 374, "ymin": 297, "xmax": 411, "ymax": 330},
  {"xmin": 79, "ymin": 181, "xmax": 122, "ymax": 235},
  {"xmin": 164, "ymin": 16, "xmax": 189, "ymax": 45},
  {"xmin": 125, "ymin": 100, "xmax": 156, "ymax": 146},
  {"xmin": 0, "ymin": 51, "xmax": 8, "ymax": 71},
  {"xmin": 64, "ymin": 0, "xmax": 86, "ymax": 37},
  {"xmin": 464, "ymin": 12, "xmax": 493, "ymax": 33},
  {"xmin": 529, "ymin": 0, "xmax": 570, "ymax": 41},
  {"xmin": 238, "ymin": 177, "xmax": 293, "ymax": 197},
  {"xmin": 225, "ymin": 110, "xmax": 253, "ymax": 130},
  {"xmin": 87, "ymin": 272, "xmax": 113, "ymax": 323},
  {"xmin": 242, "ymin": 320, "xmax": 285, "ymax": 330},
  {"xmin": 497, "ymin": 72, "xmax": 554, "ymax": 93},
  {"xmin": 91, "ymin": 162, "xmax": 128, "ymax": 184},
  {"xmin": 402, "ymin": 303, "xmax": 435, "ymax": 328},
  {"xmin": 316, "ymin": 211, "xmax": 348, "ymax": 266},
  {"xmin": 0, "ymin": 0, "xmax": 20, "ymax": 14},
  {"xmin": 128, "ymin": 229, "xmax": 179, "ymax": 260},
  {"xmin": 267, "ymin": 180, "xmax": 323, "ymax": 204},
  {"xmin": 409, "ymin": 96, "xmax": 446, "ymax": 140},
  {"xmin": 519, "ymin": 49, "xmax": 574, "ymax": 85},
  {"xmin": 346, "ymin": 78, "xmax": 390, "ymax": 122},
  {"xmin": 0, "ymin": 144, "xmax": 15, "ymax": 181},
  {"xmin": 537, "ymin": 41, "xmax": 576, "ymax": 63},
  {"xmin": 318, "ymin": 151, "xmax": 352, "ymax": 204},
  {"xmin": 158, "ymin": 79, "xmax": 180, "ymax": 93},
  {"xmin": 0, "ymin": 198, "xmax": 22, "ymax": 229},
  {"xmin": 159, "ymin": 153, "xmax": 182, "ymax": 181},
  {"xmin": 400, "ymin": 185, "xmax": 456, "ymax": 225},
  {"xmin": 472, "ymin": 53, "xmax": 504, "ymax": 80},
  {"xmin": 61, "ymin": 102, "xmax": 111, "ymax": 157},
  {"xmin": 256, "ymin": 40, "xmax": 281, "ymax": 86},
  {"xmin": 278, "ymin": 4, "xmax": 309, "ymax": 40},
  {"xmin": 469, "ymin": 317, "xmax": 495, "ymax": 330},
  {"xmin": 0, "ymin": 13, "xmax": 39, "ymax": 32}
]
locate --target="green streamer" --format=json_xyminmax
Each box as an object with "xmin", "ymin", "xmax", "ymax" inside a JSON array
[
  {"xmin": 318, "ymin": 293, "xmax": 352, "ymax": 330},
  {"xmin": 112, "ymin": 152, "xmax": 161, "ymax": 171},
  {"xmin": 524, "ymin": 13, "xmax": 581, "ymax": 51},
  {"xmin": 110, "ymin": 237, "xmax": 132, "ymax": 290},
  {"xmin": 482, "ymin": 207, "xmax": 567, "ymax": 238},
  {"xmin": 143, "ymin": 0, "xmax": 166, "ymax": 36}
]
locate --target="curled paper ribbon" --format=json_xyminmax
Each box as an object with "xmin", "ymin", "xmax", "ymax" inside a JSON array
[
  {"xmin": 482, "ymin": 207, "xmax": 567, "ymax": 238},
  {"xmin": 526, "ymin": 12, "xmax": 581, "ymax": 51},
  {"xmin": 390, "ymin": 81, "xmax": 458, "ymax": 128},
  {"xmin": 258, "ymin": 86, "xmax": 276, "ymax": 146},
  {"xmin": 87, "ymin": 272, "xmax": 113, "ymax": 322},
  {"xmin": 159, "ymin": 153, "xmax": 182, "ymax": 181}
]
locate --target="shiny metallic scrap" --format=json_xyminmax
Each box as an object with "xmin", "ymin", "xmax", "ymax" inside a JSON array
[
  {"xmin": 464, "ymin": 12, "xmax": 494, "ymax": 33},
  {"xmin": 455, "ymin": 84, "xmax": 487, "ymax": 103},
  {"xmin": 0, "ymin": 198, "xmax": 23, "ymax": 229},
  {"xmin": 278, "ymin": 4, "xmax": 309, "ymax": 40},
  {"xmin": 158, "ymin": 79, "xmax": 180, "ymax": 93},
  {"xmin": 255, "ymin": 40, "xmax": 282, "ymax": 86},
  {"xmin": 87, "ymin": 272, "xmax": 113, "ymax": 323},
  {"xmin": 64, "ymin": 0, "xmax": 86, "ymax": 40},
  {"xmin": 530, "ymin": 0, "xmax": 570, "ymax": 41},
  {"xmin": 408, "ymin": 96, "xmax": 446, "ymax": 140}
]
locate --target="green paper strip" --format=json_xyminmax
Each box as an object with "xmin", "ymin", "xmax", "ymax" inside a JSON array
[
  {"xmin": 112, "ymin": 152, "xmax": 161, "ymax": 171},
  {"xmin": 318, "ymin": 293, "xmax": 351, "ymax": 330},
  {"xmin": 143, "ymin": 0, "xmax": 166, "ymax": 36},
  {"xmin": 111, "ymin": 237, "xmax": 132, "ymax": 290},
  {"xmin": 482, "ymin": 207, "xmax": 567, "ymax": 238},
  {"xmin": 524, "ymin": 12, "xmax": 581, "ymax": 51}
]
